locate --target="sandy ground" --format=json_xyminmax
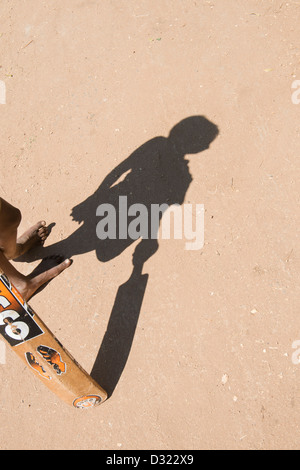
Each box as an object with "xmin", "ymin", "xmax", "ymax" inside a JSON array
[{"xmin": 0, "ymin": 0, "xmax": 299, "ymax": 450}]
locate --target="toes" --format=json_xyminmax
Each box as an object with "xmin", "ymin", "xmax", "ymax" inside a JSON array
[
  {"xmin": 63, "ymin": 258, "xmax": 72, "ymax": 268},
  {"xmin": 40, "ymin": 258, "xmax": 72, "ymax": 282},
  {"xmin": 26, "ymin": 258, "xmax": 72, "ymax": 299},
  {"xmin": 38, "ymin": 233, "xmax": 48, "ymax": 245},
  {"xmin": 16, "ymin": 221, "xmax": 51, "ymax": 257},
  {"xmin": 38, "ymin": 229, "xmax": 48, "ymax": 239},
  {"xmin": 30, "ymin": 258, "xmax": 72, "ymax": 294},
  {"xmin": 55, "ymin": 258, "xmax": 72, "ymax": 274},
  {"xmin": 35, "ymin": 220, "xmax": 46, "ymax": 231},
  {"xmin": 37, "ymin": 223, "xmax": 49, "ymax": 244}
]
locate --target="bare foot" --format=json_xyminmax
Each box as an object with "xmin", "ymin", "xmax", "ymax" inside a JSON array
[
  {"xmin": 13, "ymin": 256, "xmax": 72, "ymax": 301},
  {"xmin": 14, "ymin": 221, "xmax": 49, "ymax": 259}
]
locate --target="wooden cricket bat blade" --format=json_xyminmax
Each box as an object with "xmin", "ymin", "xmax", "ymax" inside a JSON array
[{"xmin": 0, "ymin": 271, "xmax": 107, "ymax": 409}]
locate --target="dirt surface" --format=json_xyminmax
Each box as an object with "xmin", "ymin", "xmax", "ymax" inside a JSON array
[{"xmin": 0, "ymin": 0, "xmax": 300, "ymax": 450}]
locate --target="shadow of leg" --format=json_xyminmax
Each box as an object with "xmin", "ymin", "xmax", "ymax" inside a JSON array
[{"xmin": 91, "ymin": 268, "xmax": 148, "ymax": 397}]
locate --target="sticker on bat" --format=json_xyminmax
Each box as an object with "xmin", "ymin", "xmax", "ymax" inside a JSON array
[
  {"xmin": 73, "ymin": 395, "xmax": 102, "ymax": 409},
  {"xmin": 0, "ymin": 278, "xmax": 44, "ymax": 347},
  {"xmin": 25, "ymin": 352, "xmax": 51, "ymax": 380},
  {"xmin": 37, "ymin": 345, "xmax": 67, "ymax": 375}
]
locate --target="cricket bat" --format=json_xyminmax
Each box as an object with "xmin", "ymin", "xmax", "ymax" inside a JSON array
[{"xmin": 0, "ymin": 270, "xmax": 107, "ymax": 409}]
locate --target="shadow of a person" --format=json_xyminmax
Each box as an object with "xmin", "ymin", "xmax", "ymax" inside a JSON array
[
  {"xmin": 26, "ymin": 116, "xmax": 219, "ymax": 396},
  {"xmin": 91, "ymin": 116, "xmax": 219, "ymax": 396},
  {"xmin": 42, "ymin": 116, "xmax": 218, "ymax": 274}
]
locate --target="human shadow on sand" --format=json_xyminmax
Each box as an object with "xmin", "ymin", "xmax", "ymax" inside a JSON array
[{"xmin": 22, "ymin": 116, "xmax": 219, "ymax": 397}]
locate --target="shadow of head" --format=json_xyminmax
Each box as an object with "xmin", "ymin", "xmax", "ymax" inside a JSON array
[
  {"xmin": 70, "ymin": 116, "xmax": 219, "ymax": 222},
  {"xmin": 168, "ymin": 116, "xmax": 219, "ymax": 155}
]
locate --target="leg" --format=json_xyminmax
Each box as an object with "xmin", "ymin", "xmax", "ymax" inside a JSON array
[
  {"xmin": 15, "ymin": 221, "xmax": 49, "ymax": 258},
  {"xmin": 0, "ymin": 198, "xmax": 22, "ymax": 260},
  {"xmin": 0, "ymin": 198, "xmax": 49, "ymax": 260},
  {"xmin": 0, "ymin": 198, "xmax": 71, "ymax": 301},
  {"xmin": 0, "ymin": 250, "xmax": 71, "ymax": 301}
]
